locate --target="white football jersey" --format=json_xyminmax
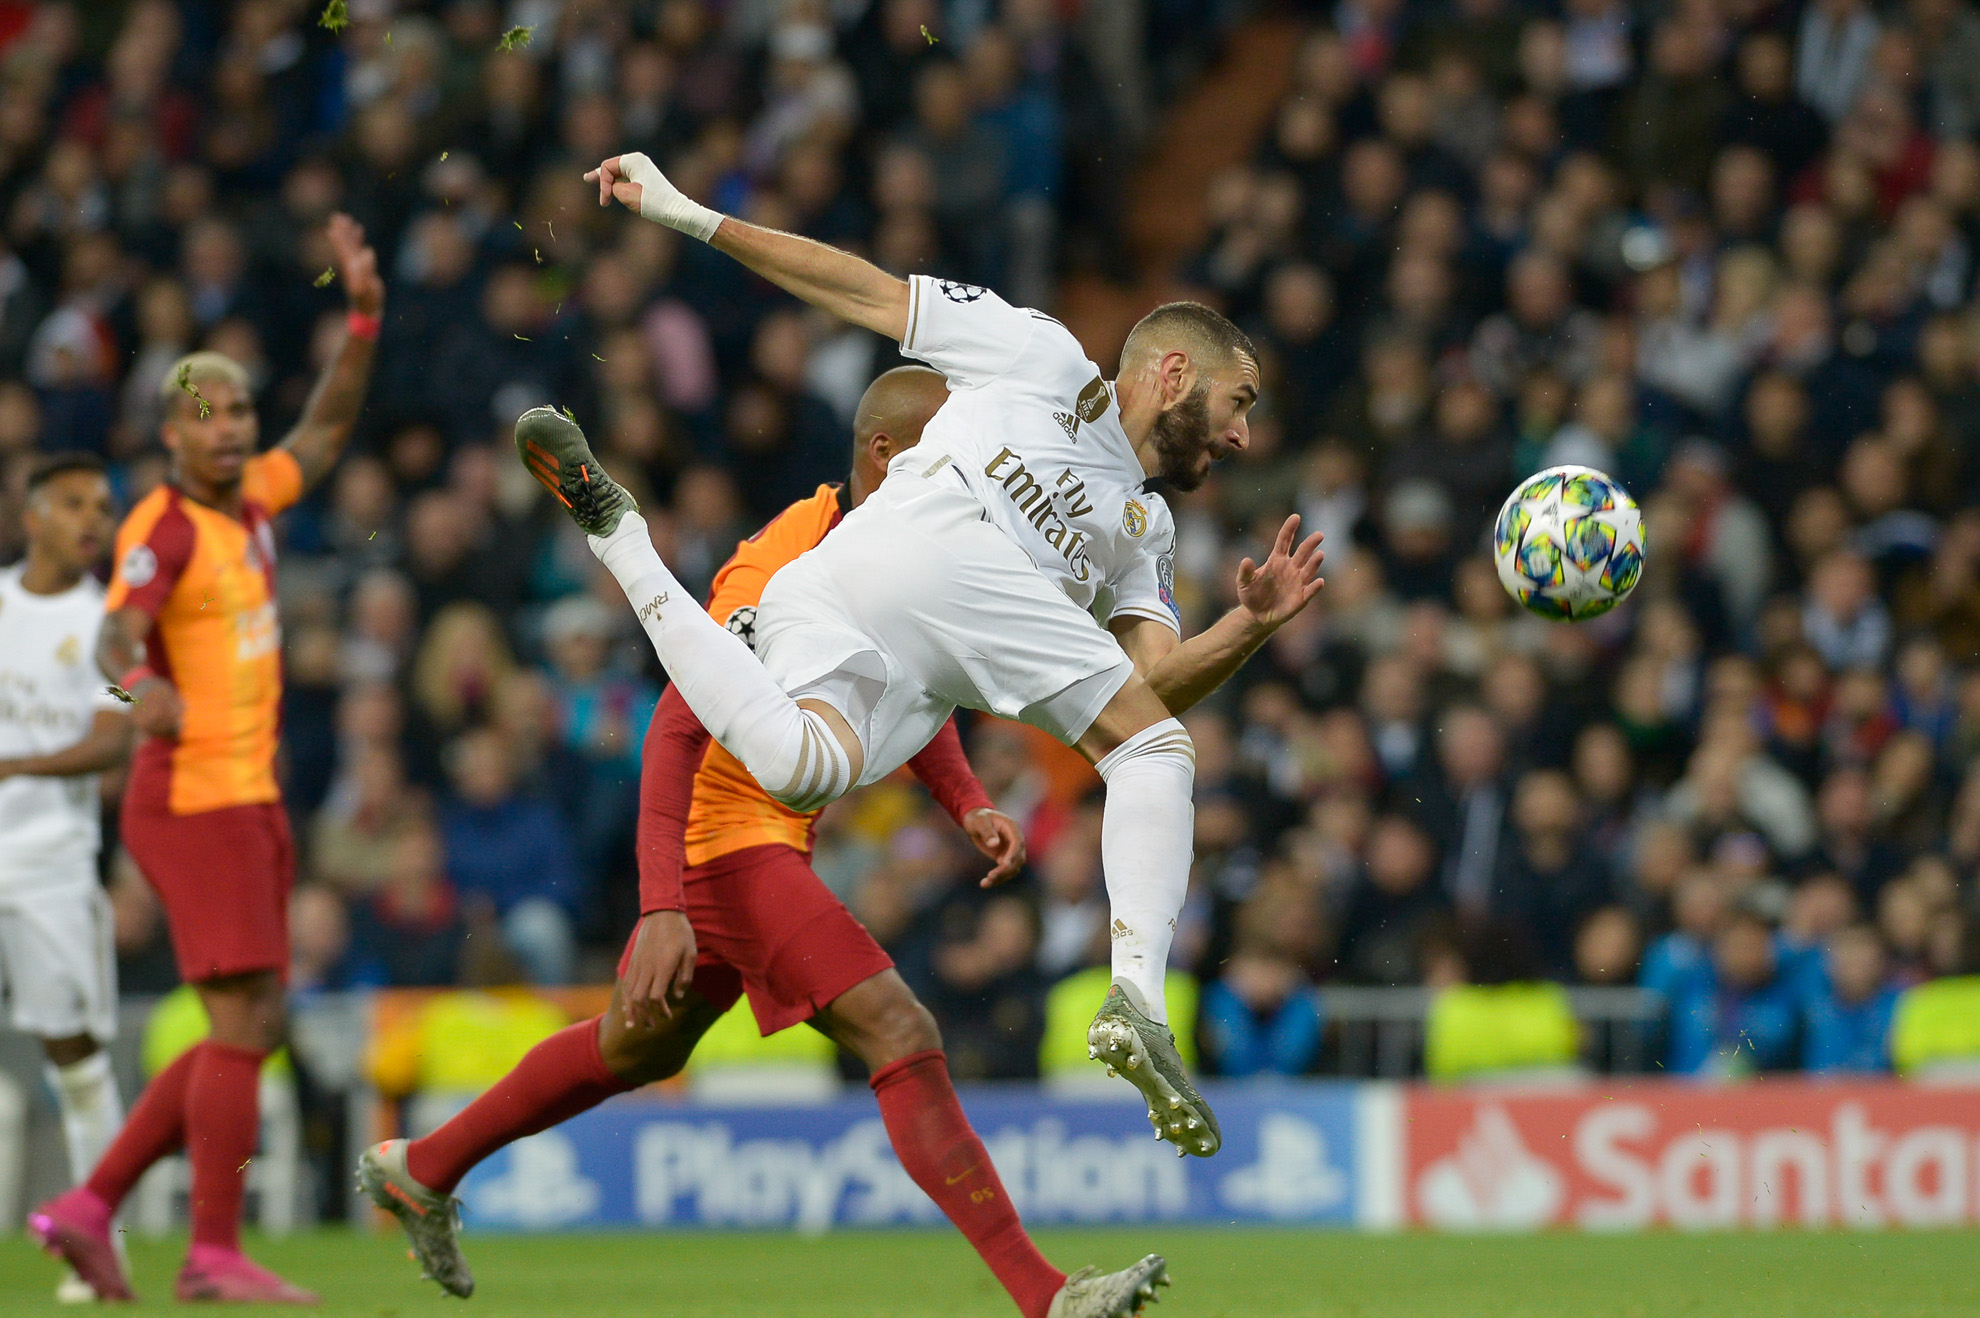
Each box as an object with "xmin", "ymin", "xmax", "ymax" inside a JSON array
[
  {"xmin": 898, "ymin": 275, "xmax": 1181, "ymax": 636},
  {"xmin": 0, "ymin": 565, "xmax": 121, "ymax": 890}
]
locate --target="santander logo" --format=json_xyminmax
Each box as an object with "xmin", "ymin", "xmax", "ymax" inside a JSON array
[
  {"xmin": 1416, "ymin": 1105, "xmax": 1564, "ymax": 1229},
  {"xmin": 1405, "ymin": 1082, "xmax": 1980, "ymax": 1230}
]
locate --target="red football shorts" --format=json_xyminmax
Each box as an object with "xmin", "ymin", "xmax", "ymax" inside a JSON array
[
  {"xmin": 122, "ymin": 783, "xmax": 295, "ymax": 985},
  {"xmin": 620, "ymin": 843, "xmax": 895, "ymax": 1036}
]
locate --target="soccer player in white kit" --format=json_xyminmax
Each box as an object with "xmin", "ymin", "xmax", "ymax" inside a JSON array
[
  {"xmin": 520, "ymin": 151, "xmax": 1325, "ymax": 1157},
  {"xmin": 0, "ymin": 455, "xmax": 133, "ymax": 1299}
]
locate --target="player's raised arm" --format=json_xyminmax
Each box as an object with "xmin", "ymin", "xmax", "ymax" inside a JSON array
[
  {"xmin": 277, "ymin": 213, "xmax": 385, "ymax": 492},
  {"xmin": 1110, "ymin": 514, "xmax": 1325, "ymax": 715},
  {"xmin": 587, "ymin": 153, "xmax": 909, "ymax": 341}
]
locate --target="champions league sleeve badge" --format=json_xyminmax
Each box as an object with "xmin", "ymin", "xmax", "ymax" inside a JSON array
[{"xmin": 725, "ymin": 605, "xmax": 759, "ymax": 651}]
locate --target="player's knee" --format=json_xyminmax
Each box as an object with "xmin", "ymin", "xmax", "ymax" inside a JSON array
[
  {"xmin": 601, "ymin": 1029, "xmax": 692, "ymax": 1087},
  {"xmin": 757, "ymin": 707, "xmax": 858, "ymax": 813},
  {"xmin": 198, "ymin": 974, "xmax": 287, "ymax": 1053},
  {"xmin": 1092, "ymin": 715, "xmax": 1195, "ymax": 784},
  {"xmin": 866, "ymin": 992, "xmax": 942, "ymax": 1066},
  {"xmin": 40, "ymin": 1034, "xmax": 100, "ymax": 1068},
  {"xmin": 1079, "ymin": 678, "xmax": 1178, "ymax": 764}
]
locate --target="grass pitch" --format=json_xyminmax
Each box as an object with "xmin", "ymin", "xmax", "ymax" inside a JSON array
[{"xmin": 0, "ymin": 1226, "xmax": 1970, "ymax": 1315}]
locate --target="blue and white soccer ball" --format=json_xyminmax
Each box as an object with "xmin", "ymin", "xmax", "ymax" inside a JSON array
[{"xmin": 1492, "ymin": 465, "xmax": 1645, "ymax": 621}]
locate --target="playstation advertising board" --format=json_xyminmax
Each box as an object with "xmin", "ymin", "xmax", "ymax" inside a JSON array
[{"xmin": 449, "ymin": 1083, "xmax": 1371, "ymax": 1231}]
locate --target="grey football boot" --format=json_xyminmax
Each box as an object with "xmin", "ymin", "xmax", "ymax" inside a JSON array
[
  {"xmin": 1088, "ymin": 980, "xmax": 1222, "ymax": 1157},
  {"xmin": 514, "ymin": 406, "xmax": 639, "ymax": 537},
  {"xmin": 1047, "ymin": 1254, "xmax": 1171, "ymax": 1318},
  {"xmin": 358, "ymin": 1139, "xmax": 474, "ymax": 1298}
]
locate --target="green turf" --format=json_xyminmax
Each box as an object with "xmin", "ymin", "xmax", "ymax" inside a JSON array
[{"xmin": 2, "ymin": 1226, "xmax": 1972, "ymax": 1316}]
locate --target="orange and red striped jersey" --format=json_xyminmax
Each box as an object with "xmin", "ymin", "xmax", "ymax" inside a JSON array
[
  {"xmin": 106, "ymin": 450, "xmax": 302, "ymax": 815},
  {"xmin": 682, "ymin": 483, "xmax": 845, "ymax": 865},
  {"xmin": 636, "ymin": 483, "xmax": 993, "ymax": 913}
]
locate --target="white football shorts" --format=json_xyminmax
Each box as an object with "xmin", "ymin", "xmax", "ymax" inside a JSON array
[
  {"xmin": 0, "ymin": 877, "xmax": 117, "ymax": 1042},
  {"xmin": 754, "ymin": 465, "xmax": 1138, "ymax": 785}
]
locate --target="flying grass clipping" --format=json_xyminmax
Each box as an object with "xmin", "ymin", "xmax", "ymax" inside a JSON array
[{"xmin": 174, "ymin": 361, "xmax": 211, "ymax": 419}]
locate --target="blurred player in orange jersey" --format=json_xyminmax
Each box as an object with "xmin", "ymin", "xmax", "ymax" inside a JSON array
[
  {"xmin": 32, "ymin": 214, "xmax": 385, "ymax": 1305},
  {"xmin": 362, "ymin": 368, "xmax": 1170, "ymax": 1318}
]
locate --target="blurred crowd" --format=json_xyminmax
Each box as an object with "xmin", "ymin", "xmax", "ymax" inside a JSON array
[
  {"xmin": 1138, "ymin": 0, "xmax": 1980, "ymax": 1083},
  {"xmin": 1, "ymin": 0, "xmax": 1978, "ymax": 1085}
]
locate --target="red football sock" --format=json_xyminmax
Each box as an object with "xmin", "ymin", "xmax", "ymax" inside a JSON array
[
  {"xmin": 871, "ymin": 1050, "xmax": 1066, "ymax": 1318},
  {"xmin": 185, "ymin": 1041, "xmax": 264, "ymax": 1250},
  {"xmin": 406, "ymin": 1019, "xmax": 631, "ymax": 1195},
  {"xmin": 85, "ymin": 1045, "xmax": 198, "ymax": 1208}
]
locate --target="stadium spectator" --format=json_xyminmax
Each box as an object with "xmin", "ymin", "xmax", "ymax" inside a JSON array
[
  {"xmin": 351, "ymin": 813, "xmax": 462, "ymax": 989},
  {"xmin": 1802, "ymin": 922, "xmax": 1900, "ymax": 1072},
  {"xmin": 440, "ymin": 726, "xmax": 584, "ymax": 985},
  {"xmin": 1340, "ymin": 814, "xmax": 1451, "ymax": 985},
  {"xmin": 1202, "ymin": 877, "xmax": 1328, "ymax": 1076},
  {"xmin": 1666, "ymin": 903, "xmax": 1804, "ymax": 1074}
]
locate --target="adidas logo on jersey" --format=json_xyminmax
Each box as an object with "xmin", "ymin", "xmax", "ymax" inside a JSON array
[{"xmin": 1054, "ymin": 411, "xmax": 1078, "ymax": 440}]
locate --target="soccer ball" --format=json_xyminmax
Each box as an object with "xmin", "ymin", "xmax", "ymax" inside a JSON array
[{"xmin": 1492, "ymin": 465, "xmax": 1645, "ymax": 621}]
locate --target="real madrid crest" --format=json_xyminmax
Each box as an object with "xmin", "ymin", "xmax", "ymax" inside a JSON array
[
  {"xmin": 56, "ymin": 635, "xmax": 80, "ymax": 666},
  {"xmin": 1123, "ymin": 498, "xmax": 1148, "ymax": 538}
]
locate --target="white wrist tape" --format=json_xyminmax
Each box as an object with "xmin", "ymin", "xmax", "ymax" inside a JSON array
[{"xmin": 619, "ymin": 151, "xmax": 724, "ymax": 242}]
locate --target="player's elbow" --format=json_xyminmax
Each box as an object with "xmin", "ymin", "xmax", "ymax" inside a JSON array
[
  {"xmin": 94, "ymin": 629, "xmax": 127, "ymax": 681},
  {"xmin": 864, "ymin": 276, "xmax": 912, "ymax": 343}
]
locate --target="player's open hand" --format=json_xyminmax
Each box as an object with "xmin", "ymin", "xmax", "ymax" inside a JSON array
[
  {"xmin": 131, "ymin": 677, "xmax": 182, "ymax": 739},
  {"xmin": 621, "ymin": 910, "xmax": 697, "ymax": 1028},
  {"xmin": 963, "ymin": 807, "xmax": 1027, "ymax": 888},
  {"xmin": 325, "ymin": 213, "xmax": 383, "ymax": 317},
  {"xmin": 1235, "ymin": 514, "xmax": 1325, "ymax": 631}
]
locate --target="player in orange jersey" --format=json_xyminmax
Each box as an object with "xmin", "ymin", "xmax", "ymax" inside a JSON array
[
  {"xmin": 32, "ymin": 214, "xmax": 385, "ymax": 1305},
  {"xmin": 362, "ymin": 368, "xmax": 1170, "ymax": 1318}
]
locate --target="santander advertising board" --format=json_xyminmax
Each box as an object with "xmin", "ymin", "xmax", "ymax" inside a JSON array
[{"xmin": 1403, "ymin": 1081, "xmax": 1980, "ymax": 1231}]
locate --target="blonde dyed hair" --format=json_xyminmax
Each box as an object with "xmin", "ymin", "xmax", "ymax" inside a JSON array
[{"xmin": 158, "ymin": 350, "xmax": 250, "ymax": 417}]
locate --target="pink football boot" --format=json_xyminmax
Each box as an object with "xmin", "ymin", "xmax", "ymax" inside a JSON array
[{"xmin": 27, "ymin": 1187, "xmax": 134, "ymax": 1302}]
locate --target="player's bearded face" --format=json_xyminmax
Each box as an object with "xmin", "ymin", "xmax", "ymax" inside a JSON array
[{"xmin": 1150, "ymin": 382, "xmax": 1218, "ymax": 491}]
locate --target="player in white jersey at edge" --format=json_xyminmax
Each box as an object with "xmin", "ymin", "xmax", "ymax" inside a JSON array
[
  {"xmin": 515, "ymin": 150, "xmax": 1326, "ymax": 1157},
  {"xmin": 0, "ymin": 454, "xmax": 133, "ymax": 1299}
]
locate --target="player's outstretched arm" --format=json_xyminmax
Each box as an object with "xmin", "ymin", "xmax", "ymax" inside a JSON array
[
  {"xmin": 1112, "ymin": 514, "xmax": 1325, "ymax": 716},
  {"xmin": 587, "ymin": 153, "xmax": 909, "ymax": 341},
  {"xmin": 906, "ymin": 718, "xmax": 1028, "ymax": 887},
  {"xmin": 278, "ymin": 213, "xmax": 385, "ymax": 492},
  {"xmin": 0, "ymin": 710, "xmax": 131, "ymax": 780}
]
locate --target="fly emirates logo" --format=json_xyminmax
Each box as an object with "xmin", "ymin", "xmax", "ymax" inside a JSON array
[
  {"xmin": 0, "ymin": 670, "xmax": 82, "ymax": 735},
  {"xmin": 982, "ymin": 447, "xmax": 1099, "ymax": 582}
]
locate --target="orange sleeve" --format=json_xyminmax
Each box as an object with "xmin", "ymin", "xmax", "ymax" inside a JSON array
[
  {"xmin": 243, "ymin": 449, "xmax": 304, "ymax": 515},
  {"xmin": 105, "ymin": 495, "xmax": 195, "ymax": 618}
]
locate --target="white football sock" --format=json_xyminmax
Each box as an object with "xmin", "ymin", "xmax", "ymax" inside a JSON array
[
  {"xmin": 47, "ymin": 1051, "xmax": 122, "ymax": 1187},
  {"xmin": 590, "ymin": 514, "xmax": 853, "ymax": 811},
  {"xmin": 1094, "ymin": 718, "xmax": 1196, "ymax": 1026}
]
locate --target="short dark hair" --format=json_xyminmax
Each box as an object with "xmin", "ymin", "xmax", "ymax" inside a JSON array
[
  {"xmin": 1120, "ymin": 301, "xmax": 1258, "ymax": 376},
  {"xmin": 26, "ymin": 452, "xmax": 107, "ymax": 496}
]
